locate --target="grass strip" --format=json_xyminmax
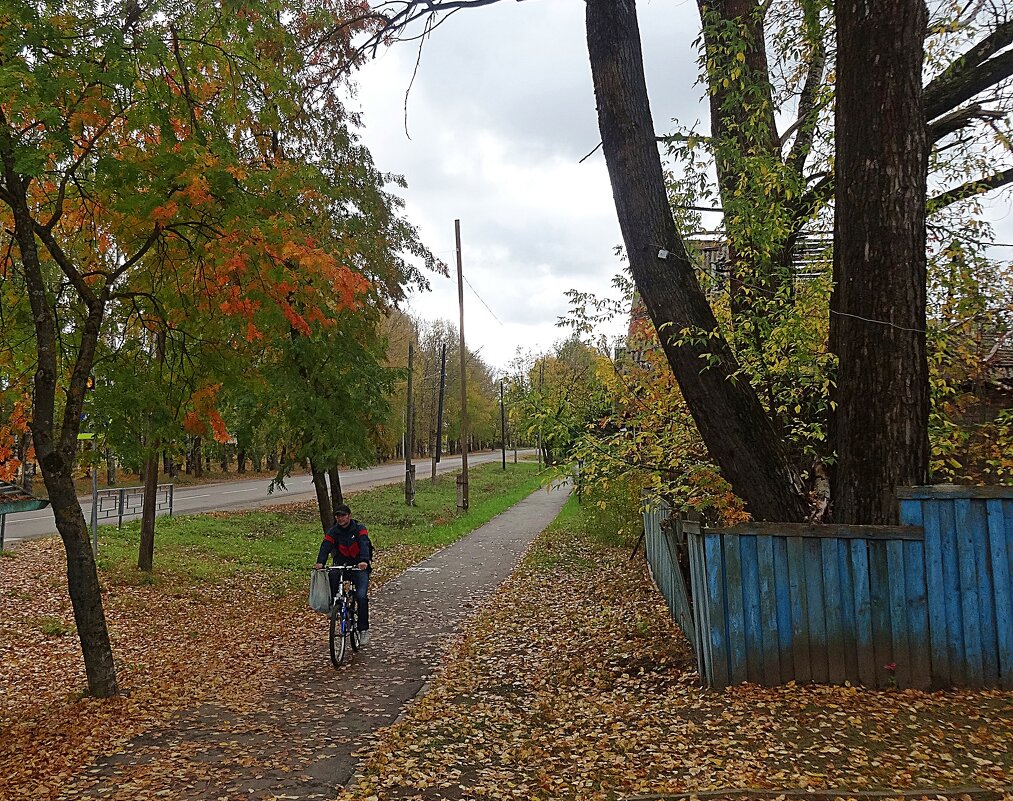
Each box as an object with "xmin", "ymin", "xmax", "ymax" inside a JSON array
[{"xmin": 94, "ymin": 460, "xmax": 543, "ymax": 591}]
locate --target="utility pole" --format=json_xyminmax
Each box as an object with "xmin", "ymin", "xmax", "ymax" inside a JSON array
[
  {"xmin": 433, "ymin": 343, "xmax": 446, "ymax": 481},
  {"xmin": 537, "ymin": 359, "xmax": 545, "ymax": 470},
  {"xmin": 500, "ymin": 379, "xmax": 506, "ymax": 470},
  {"xmin": 455, "ymin": 219, "xmax": 469, "ymax": 511},
  {"xmin": 405, "ymin": 342, "xmax": 416, "ymax": 506}
]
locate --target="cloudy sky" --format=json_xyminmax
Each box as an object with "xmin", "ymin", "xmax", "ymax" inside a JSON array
[
  {"xmin": 349, "ymin": 0, "xmax": 703, "ymax": 374},
  {"xmin": 348, "ymin": 1, "xmax": 1013, "ymax": 375}
]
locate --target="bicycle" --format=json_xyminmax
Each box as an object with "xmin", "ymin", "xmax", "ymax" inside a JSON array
[{"xmin": 320, "ymin": 565, "xmax": 363, "ymax": 667}]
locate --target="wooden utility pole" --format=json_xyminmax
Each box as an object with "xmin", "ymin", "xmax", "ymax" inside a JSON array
[
  {"xmin": 433, "ymin": 343, "xmax": 446, "ymax": 480},
  {"xmin": 455, "ymin": 220, "xmax": 469, "ymax": 510},
  {"xmin": 500, "ymin": 379, "xmax": 506, "ymax": 470},
  {"xmin": 537, "ymin": 360, "xmax": 544, "ymax": 470},
  {"xmin": 405, "ymin": 342, "xmax": 416, "ymax": 506}
]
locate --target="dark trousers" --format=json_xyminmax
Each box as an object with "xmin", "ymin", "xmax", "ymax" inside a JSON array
[{"xmin": 327, "ymin": 567, "xmax": 370, "ymax": 631}]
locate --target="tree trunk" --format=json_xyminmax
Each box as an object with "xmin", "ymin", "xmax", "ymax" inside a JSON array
[
  {"xmin": 697, "ymin": 0, "xmax": 789, "ymax": 306},
  {"xmin": 831, "ymin": 0, "xmax": 930, "ymax": 524},
  {"xmin": 106, "ymin": 449, "xmax": 116, "ymax": 486},
  {"xmin": 7, "ymin": 172, "xmax": 120, "ymax": 697},
  {"xmin": 48, "ymin": 466, "xmax": 120, "ymax": 697},
  {"xmin": 138, "ymin": 448, "xmax": 159, "ymax": 572},
  {"xmin": 327, "ymin": 466, "xmax": 343, "ymax": 511},
  {"xmin": 237, "ymin": 448, "xmax": 247, "ymax": 473},
  {"xmin": 584, "ymin": 0, "xmax": 809, "ymax": 522},
  {"xmin": 192, "ymin": 437, "xmax": 203, "ymax": 478},
  {"xmin": 310, "ymin": 461, "xmax": 331, "ymax": 533}
]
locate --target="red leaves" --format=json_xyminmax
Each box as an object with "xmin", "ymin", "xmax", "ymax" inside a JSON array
[
  {"xmin": 0, "ymin": 396, "xmax": 31, "ymax": 482},
  {"xmin": 182, "ymin": 384, "xmax": 230, "ymax": 443},
  {"xmin": 0, "ymin": 539, "xmax": 318, "ymax": 801}
]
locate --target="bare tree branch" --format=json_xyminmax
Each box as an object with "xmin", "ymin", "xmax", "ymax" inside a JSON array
[
  {"xmin": 785, "ymin": 38, "xmax": 828, "ymax": 175},
  {"xmin": 924, "ymin": 19, "xmax": 1013, "ymax": 120},
  {"xmin": 341, "ymin": 0, "xmax": 515, "ymax": 61},
  {"xmin": 929, "ymin": 102, "xmax": 1007, "ymax": 141},
  {"xmin": 928, "ymin": 165, "xmax": 1013, "ymax": 209}
]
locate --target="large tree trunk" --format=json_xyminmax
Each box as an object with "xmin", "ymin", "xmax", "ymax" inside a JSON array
[
  {"xmin": 697, "ymin": 0, "xmax": 788, "ymax": 305},
  {"xmin": 585, "ymin": 0, "xmax": 809, "ymax": 522},
  {"xmin": 830, "ymin": 0, "xmax": 930, "ymax": 524}
]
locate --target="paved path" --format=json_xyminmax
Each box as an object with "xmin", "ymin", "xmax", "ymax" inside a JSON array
[{"xmin": 65, "ymin": 482, "xmax": 571, "ymax": 801}]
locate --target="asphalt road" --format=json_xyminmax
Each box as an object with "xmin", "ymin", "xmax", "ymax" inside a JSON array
[{"xmin": 1, "ymin": 449, "xmax": 530, "ymax": 548}]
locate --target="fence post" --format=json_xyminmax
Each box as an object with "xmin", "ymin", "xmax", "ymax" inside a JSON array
[
  {"xmin": 168, "ymin": 484, "xmax": 174, "ymax": 518},
  {"xmin": 118, "ymin": 488, "xmax": 125, "ymax": 529}
]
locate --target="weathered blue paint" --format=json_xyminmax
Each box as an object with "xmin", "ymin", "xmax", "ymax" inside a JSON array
[
  {"xmin": 644, "ymin": 487, "xmax": 1013, "ymax": 689},
  {"xmin": 922, "ymin": 501, "xmax": 950, "ymax": 682},
  {"xmin": 987, "ymin": 499, "xmax": 1013, "ymax": 690},
  {"xmin": 939, "ymin": 500, "xmax": 967, "ymax": 685},
  {"xmin": 773, "ymin": 537, "xmax": 794, "ymax": 680},
  {"xmin": 642, "ymin": 501, "xmax": 697, "ymax": 652},
  {"xmin": 756, "ymin": 535, "xmax": 781, "ymax": 684},
  {"xmin": 899, "ymin": 501, "xmax": 931, "ymax": 689},
  {"xmin": 786, "ymin": 537, "xmax": 812, "ymax": 684}
]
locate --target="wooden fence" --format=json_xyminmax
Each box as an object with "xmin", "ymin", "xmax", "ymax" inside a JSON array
[
  {"xmin": 642, "ymin": 500, "xmax": 697, "ymax": 653},
  {"xmin": 643, "ymin": 486, "xmax": 1013, "ymax": 690}
]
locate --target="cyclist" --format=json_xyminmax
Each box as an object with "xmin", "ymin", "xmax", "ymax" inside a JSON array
[{"xmin": 314, "ymin": 503, "xmax": 373, "ymax": 645}]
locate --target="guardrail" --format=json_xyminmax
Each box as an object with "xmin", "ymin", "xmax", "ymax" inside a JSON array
[{"xmin": 94, "ymin": 484, "xmax": 174, "ymax": 528}]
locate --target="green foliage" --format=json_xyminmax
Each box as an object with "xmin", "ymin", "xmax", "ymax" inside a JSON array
[{"xmin": 927, "ymin": 240, "xmax": 1013, "ymax": 483}]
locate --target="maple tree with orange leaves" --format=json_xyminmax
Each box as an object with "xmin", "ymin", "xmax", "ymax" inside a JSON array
[{"xmin": 0, "ymin": 0, "xmax": 436, "ymax": 697}]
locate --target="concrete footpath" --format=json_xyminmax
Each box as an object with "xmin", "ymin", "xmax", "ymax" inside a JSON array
[{"xmin": 64, "ymin": 482, "xmax": 571, "ymax": 801}]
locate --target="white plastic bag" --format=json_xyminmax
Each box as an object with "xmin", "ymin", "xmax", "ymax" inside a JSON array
[{"xmin": 308, "ymin": 569, "xmax": 331, "ymax": 614}]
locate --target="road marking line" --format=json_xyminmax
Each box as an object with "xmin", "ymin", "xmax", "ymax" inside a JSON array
[
  {"xmin": 222, "ymin": 489, "xmax": 256, "ymax": 494},
  {"xmin": 186, "ymin": 493, "xmax": 212, "ymax": 498}
]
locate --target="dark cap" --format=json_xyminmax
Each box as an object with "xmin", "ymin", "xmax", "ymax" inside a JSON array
[{"xmin": 333, "ymin": 503, "xmax": 351, "ymax": 516}]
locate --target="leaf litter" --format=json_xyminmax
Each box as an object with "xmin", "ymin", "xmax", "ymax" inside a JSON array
[
  {"xmin": 1, "ymin": 511, "xmax": 1012, "ymax": 801},
  {"xmin": 338, "ymin": 520, "xmax": 1013, "ymax": 801}
]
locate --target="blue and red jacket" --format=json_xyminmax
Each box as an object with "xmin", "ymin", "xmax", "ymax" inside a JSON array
[{"xmin": 317, "ymin": 518, "xmax": 373, "ymax": 567}]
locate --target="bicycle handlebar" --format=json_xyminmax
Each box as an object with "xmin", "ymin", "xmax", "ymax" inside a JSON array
[{"xmin": 314, "ymin": 565, "xmax": 365, "ymax": 572}]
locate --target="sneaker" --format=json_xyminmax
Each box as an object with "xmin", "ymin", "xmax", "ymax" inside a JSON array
[{"xmin": 358, "ymin": 630, "xmax": 370, "ymax": 646}]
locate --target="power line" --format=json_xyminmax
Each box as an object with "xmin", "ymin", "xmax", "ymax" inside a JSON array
[{"xmin": 462, "ymin": 274, "xmax": 504, "ymax": 326}]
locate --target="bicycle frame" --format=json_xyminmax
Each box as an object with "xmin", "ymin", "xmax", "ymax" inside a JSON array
[{"xmin": 322, "ymin": 565, "xmax": 363, "ymax": 667}]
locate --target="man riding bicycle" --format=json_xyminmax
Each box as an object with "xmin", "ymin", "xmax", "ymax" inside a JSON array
[{"xmin": 314, "ymin": 503, "xmax": 373, "ymax": 645}]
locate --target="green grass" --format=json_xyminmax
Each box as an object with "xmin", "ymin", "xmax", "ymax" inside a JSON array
[
  {"xmin": 32, "ymin": 616, "xmax": 75, "ymax": 637},
  {"xmin": 95, "ymin": 461, "xmax": 544, "ymax": 591},
  {"xmin": 524, "ymin": 494, "xmax": 638, "ymax": 571}
]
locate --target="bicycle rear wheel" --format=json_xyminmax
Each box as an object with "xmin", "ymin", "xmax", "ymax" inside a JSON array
[{"xmin": 329, "ymin": 599, "xmax": 348, "ymax": 667}]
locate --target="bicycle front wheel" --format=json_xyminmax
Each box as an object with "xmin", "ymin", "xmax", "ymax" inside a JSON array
[
  {"xmin": 329, "ymin": 599, "xmax": 348, "ymax": 667},
  {"xmin": 348, "ymin": 597, "xmax": 360, "ymax": 652}
]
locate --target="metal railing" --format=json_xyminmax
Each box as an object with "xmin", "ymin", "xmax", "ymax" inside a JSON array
[{"xmin": 93, "ymin": 483, "xmax": 174, "ymax": 529}]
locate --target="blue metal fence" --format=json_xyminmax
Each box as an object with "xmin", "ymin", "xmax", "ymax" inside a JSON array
[{"xmin": 644, "ymin": 486, "xmax": 1013, "ymax": 690}]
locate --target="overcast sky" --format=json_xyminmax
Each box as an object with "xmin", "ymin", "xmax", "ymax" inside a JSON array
[
  {"xmin": 350, "ymin": 0, "xmax": 703, "ymax": 374},
  {"xmin": 349, "ymin": 0, "xmax": 1013, "ymax": 375}
]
